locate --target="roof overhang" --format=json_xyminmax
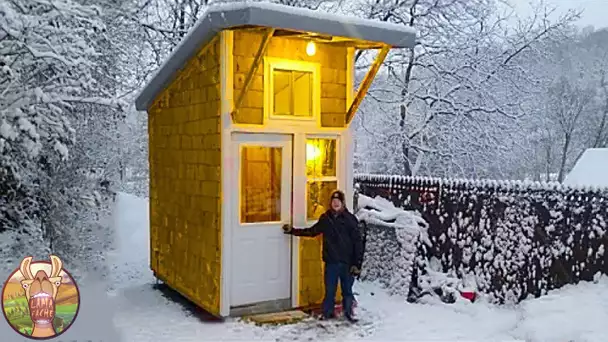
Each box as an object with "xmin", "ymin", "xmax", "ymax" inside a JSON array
[{"xmin": 135, "ymin": 2, "xmax": 417, "ymax": 111}]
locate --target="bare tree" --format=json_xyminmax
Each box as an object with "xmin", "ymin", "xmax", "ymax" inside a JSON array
[
  {"xmin": 545, "ymin": 77, "xmax": 595, "ymax": 181},
  {"xmin": 580, "ymin": 29, "xmax": 608, "ymax": 149},
  {"xmin": 521, "ymin": 26, "xmax": 608, "ymax": 181},
  {"xmin": 353, "ymin": 0, "xmax": 579, "ymax": 178}
]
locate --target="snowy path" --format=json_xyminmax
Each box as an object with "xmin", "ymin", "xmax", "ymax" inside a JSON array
[{"xmin": 107, "ymin": 193, "xmax": 608, "ymax": 342}]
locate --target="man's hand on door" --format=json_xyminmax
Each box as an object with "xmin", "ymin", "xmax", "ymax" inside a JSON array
[{"xmin": 282, "ymin": 224, "xmax": 293, "ymax": 233}]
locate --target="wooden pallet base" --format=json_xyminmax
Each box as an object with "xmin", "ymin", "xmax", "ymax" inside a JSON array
[{"xmin": 244, "ymin": 310, "xmax": 309, "ymax": 325}]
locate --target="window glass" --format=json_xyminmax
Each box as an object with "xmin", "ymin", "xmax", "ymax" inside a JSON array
[
  {"xmin": 305, "ymin": 138, "xmax": 338, "ymax": 221},
  {"xmin": 240, "ymin": 146, "xmax": 282, "ymax": 223},
  {"xmin": 273, "ymin": 69, "xmax": 292, "ymax": 116},
  {"xmin": 306, "ymin": 180, "xmax": 338, "ymax": 221},
  {"xmin": 293, "ymin": 71, "xmax": 312, "ymax": 117},
  {"xmin": 272, "ymin": 69, "xmax": 313, "ymax": 117},
  {"xmin": 306, "ymin": 138, "xmax": 336, "ymax": 178}
]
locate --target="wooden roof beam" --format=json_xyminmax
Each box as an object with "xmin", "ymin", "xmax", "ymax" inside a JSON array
[
  {"xmin": 231, "ymin": 27, "xmax": 275, "ymax": 122},
  {"xmin": 345, "ymin": 45, "xmax": 390, "ymax": 125}
]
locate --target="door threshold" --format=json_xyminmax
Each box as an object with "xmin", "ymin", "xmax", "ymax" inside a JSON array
[
  {"xmin": 230, "ymin": 298, "xmax": 291, "ymax": 317},
  {"xmin": 244, "ymin": 309, "xmax": 309, "ymax": 325}
]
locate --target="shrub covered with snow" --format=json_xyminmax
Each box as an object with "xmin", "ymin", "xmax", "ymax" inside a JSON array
[
  {"xmin": 355, "ymin": 194, "xmax": 430, "ymax": 297},
  {"xmin": 355, "ymin": 174, "xmax": 608, "ymax": 304}
]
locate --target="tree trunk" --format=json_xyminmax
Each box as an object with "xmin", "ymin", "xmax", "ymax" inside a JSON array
[
  {"xmin": 592, "ymin": 98, "xmax": 608, "ymax": 148},
  {"xmin": 400, "ymin": 101, "xmax": 412, "ymax": 176},
  {"xmin": 545, "ymin": 144, "xmax": 552, "ymax": 181},
  {"xmin": 119, "ymin": 161, "xmax": 125, "ymax": 181},
  {"xmin": 402, "ymin": 141, "xmax": 412, "ymax": 176},
  {"xmin": 411, "ymin": 151, "xmax": 424, "ymax": 176},
  {"xmin": 558, "ymin": 133, "xmax": 572, "ymax": 182}
]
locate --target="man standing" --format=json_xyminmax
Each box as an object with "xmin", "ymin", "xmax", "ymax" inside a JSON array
[{"xmin": 282, "ymin": 190, "xmax": 363, "ymax": 322}]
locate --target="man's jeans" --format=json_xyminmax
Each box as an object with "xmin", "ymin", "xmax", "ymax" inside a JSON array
[{"xmin": 322, "ymin": 262, "xmax": 355, "ymax": 318}]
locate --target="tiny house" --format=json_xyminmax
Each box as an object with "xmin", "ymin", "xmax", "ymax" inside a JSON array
[{"xmin": 135, "ymin": 2, "xmax": 416, "ymax": 317}]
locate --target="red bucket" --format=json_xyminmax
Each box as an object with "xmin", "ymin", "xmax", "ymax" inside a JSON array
[{"xmin": 460, "ymin": 291, "xmax": 476, "ymax": 302}]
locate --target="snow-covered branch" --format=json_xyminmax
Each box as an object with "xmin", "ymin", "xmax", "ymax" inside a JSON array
[{"xmin": 354, "ymin": 0, "xmax": 582, "ymax": 179}]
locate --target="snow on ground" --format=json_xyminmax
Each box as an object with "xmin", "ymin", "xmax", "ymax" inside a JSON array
[
  {"xmin": 107, "ymin": 192, "xmax": 152, "ymax": 289},
  {"xmin": 28, "ymin": 192, "xmax": 608, "ymax": 341},
  {"xmin": 107, "ymin": 192, "xmax": 608, "ymax": 341}
]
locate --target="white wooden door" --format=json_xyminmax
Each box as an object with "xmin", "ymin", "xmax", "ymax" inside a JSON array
[{"xmin": 230, "ymin": 133, "xmax": 292, "ymax": 307}]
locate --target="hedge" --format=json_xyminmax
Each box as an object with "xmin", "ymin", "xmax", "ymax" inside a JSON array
[{"xmin": 354, "ymin": 174, "xmax": 608, "ymax": 303}]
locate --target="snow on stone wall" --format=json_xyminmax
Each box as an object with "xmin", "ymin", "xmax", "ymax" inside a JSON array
[{"xmin": 356, "ymin": 194, "xmax": 430, "ymax": 296}]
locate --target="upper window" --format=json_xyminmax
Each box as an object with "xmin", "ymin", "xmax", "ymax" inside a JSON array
[
  {"xmin": 265, "ymin": 58, "xmax": 320, "ymax": 121},
  {"xmin": 273, "ymin": 69, "xmax": 312, "ymax": 117}
]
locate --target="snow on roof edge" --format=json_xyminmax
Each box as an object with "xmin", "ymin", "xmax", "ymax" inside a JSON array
[
  {"xmin": 135, "ymin": 1, "xmax": 417, "ymax": 111},
  {"xmin": 213, "ymin": 1, "xmax": 417, "ymax": 35}
]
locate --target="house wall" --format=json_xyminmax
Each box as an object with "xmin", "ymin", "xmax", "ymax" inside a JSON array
[
  {"xmin": 232, "ymin": 29, "xmax": 347, "ymax": 128},
  {"xmin": 231, "ymin": 29, "xmax": 349, "ymax": 308},
  {"xmin": 148, "ymin": 37, "xmax": 223, "ymax": 316}
]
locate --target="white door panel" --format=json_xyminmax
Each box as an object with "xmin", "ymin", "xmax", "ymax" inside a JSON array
[{"xmin": 230, "ymin": 133, "xmax": 292, "ymax": 307}]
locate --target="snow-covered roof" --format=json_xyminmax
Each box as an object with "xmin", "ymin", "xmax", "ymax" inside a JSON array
[
  {"xmin": 135, "ymin": 2, "xmax": 417, "ymax": 110},
  {"xmin": 563, "ymin": 148, "xmax": 608, "ymax": 188}
]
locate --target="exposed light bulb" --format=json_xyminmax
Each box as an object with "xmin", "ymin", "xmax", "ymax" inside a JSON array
[
  {"xmin": 306, "ymin": 41, "xmax": 316, "ymax": 56},
  {"xmin": 306, "ymin": 143, "xmax": 321, "ymax": 161}
]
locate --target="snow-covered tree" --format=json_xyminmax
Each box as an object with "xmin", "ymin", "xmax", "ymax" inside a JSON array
[
  {"xmin": 518, "ymin": 27, "xmax": 608, "ymax": 182},
  {"xmin": 352, "ymin": 0, "xmax": 579, "ymax": 179},
  {"xmin": 545, "ymin": 77, "xmax": 595, "ymax": 181},
  {"xmin": 0, "ymin": 0, "xmax": 127, "ymax": 270}
]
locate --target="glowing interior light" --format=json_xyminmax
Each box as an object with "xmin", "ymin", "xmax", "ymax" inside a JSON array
[
  {"xmin": 306, "ymin": 41, "xmax": 316, "ymax": 56},
  {"xmin": 306, "ymin": 142, "xmax": 321, "ymax": 162}
]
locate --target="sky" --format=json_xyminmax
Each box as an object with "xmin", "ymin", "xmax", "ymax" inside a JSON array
[{"xmin": 512, "ymin": 0, "xmax": 607, "ymax": 29}]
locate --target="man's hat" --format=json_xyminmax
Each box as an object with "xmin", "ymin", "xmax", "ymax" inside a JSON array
[{"xmin": 330, "ymin": 190, "xmax": 345, "ymax": 204}]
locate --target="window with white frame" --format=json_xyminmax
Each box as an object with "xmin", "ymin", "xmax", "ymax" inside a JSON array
[
  {"xmin": 240, "ymin": 145, "xmax": 283, "ymax": 223},
  {"xmin": 265, "ymin": 58, "xmax": 320, "ymax": 120},
  {"xmin": 305, "ymin": 137, "xmax": 338, "ymax": 221}
]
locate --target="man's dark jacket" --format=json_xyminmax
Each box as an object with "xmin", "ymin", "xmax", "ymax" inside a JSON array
[{"xmin": 287, "ymin": 209, "xmax": 364, "ymax": 269}]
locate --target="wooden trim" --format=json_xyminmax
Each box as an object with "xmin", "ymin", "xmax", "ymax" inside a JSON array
[
  {"xmin": 219, "ymin": 29, "xmax": 234, "ymax": 318},
  {"xmin": 231, "ymin": 28, "xmax": 275, "ymax": 121},
  {"xmin": 345, "ymin": 45, "xmax": 390, "ymax": 125},
  {"xmin": 306, "ymin": 176, "xmax": 339, "ymax": 182},
  {"xmin": 221, "ymin": 30, "xmax": 234, "ymax": 128},
  {"xmin": 344, "ymin": 127, "xmax": 355, "ymax": 210},
  {"xmin": 345, "ymin": 48, "xmax": 355, "ymax": 209},
  {"xmin": 292, "ymin": 132, "xmax": 305, "ymax": 308},
  {"xmin": 228, "ymin": 121, "xmax": 347, "ymax": 133},
  {"xmin": 346, "ymin": 47, "xmax": 354, "ymax": 114}
]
